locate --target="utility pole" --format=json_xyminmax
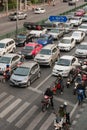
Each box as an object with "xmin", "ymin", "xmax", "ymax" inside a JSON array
[
  {"xmin": 16, "ymin": 0, "xmax": 18, "ymax": 38},
  {"xmin": 6, "ymin": 0, "xmax": 8, "ymax": 15}
]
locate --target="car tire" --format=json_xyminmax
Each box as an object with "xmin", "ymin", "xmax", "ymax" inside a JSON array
[
  {"xmin": 27, "ymin": 80, "xmax": 31, "ymax": 87},
  {"xmin": 12, "ymin": 48, "xmax": 15, "ymax": 53},
  {"xmin": 37, "ymin": 72, "xmax": 41, "ymax": 78},
  {"xmin": 49, "ymin": 60, "xmax": 53, "ymax": 67}
]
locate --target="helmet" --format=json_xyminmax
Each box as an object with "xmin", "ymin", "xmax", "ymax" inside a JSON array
[
  {"xmin": 78, "ymin": 73, "xmax": 81, "ymax": 77},
  {"xmin": 60, "ymin": 105, "xmax": 64, "ymax": 108},
  {"xmin": 64, "ymin": 102, "xmax": 67, "ymax": 106},
  {"xmin": 6, "ymin": 64, "xmax": 9, "ymax": 68}
]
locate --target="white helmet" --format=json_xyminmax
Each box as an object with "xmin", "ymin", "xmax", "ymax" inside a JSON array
[{"xmin": 64, "ymin": 102, "xmax": 67, "ymax": 106}]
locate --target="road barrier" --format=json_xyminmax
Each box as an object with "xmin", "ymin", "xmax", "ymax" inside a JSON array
[{"xmin": 0, "ymin": 3, "xmax": 87, "ymax": 40}]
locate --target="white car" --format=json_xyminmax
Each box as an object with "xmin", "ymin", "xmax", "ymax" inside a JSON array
[
  {"xmin": 47, "ymin": 28, "xmax": 64, "ymax": 40},
  {"xmin": 69, "ymin": 17, "xmax": 82, "ymax": 26},
  {"xmin": 64, "ymin": 22, "xmax": 73, "ymax": 33},
  {"xmin": 34, "ymin": 8, "xmax": 46, "ymax": 14},
  {"xmin": 78, "ymin": 24, "xmax": 87, "ymax": 34},
  {"xmin": 34, "ymin": 44, "xmax": 60, "ymax": 67},
  {"xmin": 71, "ymin": 31, "xmax": 85, "ymax": 43},
  {"xmin": 58, "ymin": 37, "xmax": 76, "ymax": 51},
  {"xmin": 75, "ymin": 42, "xmax": 87, "ymax": 57},
  {"xmin": 52, "ymin": 55, "xmax": 79, "ymax": 77}
]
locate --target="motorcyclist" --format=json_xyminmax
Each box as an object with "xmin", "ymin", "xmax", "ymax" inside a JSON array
[
  {"xmin": 57, "ymin": 74, "xmax": 64, "ymax": 94},
  {"xmin": 3, "ymin": 64, "xmax": 11, "ymax": 80},
  {"xmin": 44, "ymin": 87, "xmax": 54, "ymax": 109},
  {"xmin": 75, "ymin": 73, "xmax": 82, "ymax": 85}
]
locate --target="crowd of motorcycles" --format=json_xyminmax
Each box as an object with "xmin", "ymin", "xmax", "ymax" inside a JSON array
[{"xmin": 41, "ymin": 59, "xmax": 87, "ymax": 130}]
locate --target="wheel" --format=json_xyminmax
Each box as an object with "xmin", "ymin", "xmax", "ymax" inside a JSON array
[
  {"xmin": 27, "ymin": 80, "xmax": 31, "ymax": 87},
  {"xmin": 41, "ymin": 104, "xmax": 47, "ymax": 112},
  {"xmin": 12, "ymin": 48, "xmax": 15, "ymax": 53},
  {"xmin": 49, "ymin": 60, "xmax": 53, "ymax": 67},
  {"xmin": 37, "ymin": 72, "xmax": 41, "ymax": 78}
]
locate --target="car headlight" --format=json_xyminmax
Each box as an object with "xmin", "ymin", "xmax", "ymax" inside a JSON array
[
  {"xmin": 22, "ymin": 77, "xmax": 28, "ymax": 83},
  {"xmin": 63, "ymin": 69, "xmax": 69, "ymax": 73}
]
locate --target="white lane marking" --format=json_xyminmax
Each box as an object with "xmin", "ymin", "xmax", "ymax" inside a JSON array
[
  {"xmin": 39, "ymin": 113, "xmax": 55, "ymax": 130},
  {"xmin": 0, "ymin": 95, "xmax": 14, "ymax": 109},
  {"xmin": 70, "ymin": 102, "xmax": 78, "ymax": 118},
  {"xmin": 15, "ymin": 105, "xmax": 38, "ymax": 128},
  {"xmin": 0, "ymin": 99, "xmax": 22, "ymax": 118},
  {"xmin": 0, "ymin": 92, "xmax": 7, "ymax": 100},
  {"xmin": 25, "ymin": 111, "xmax": 46, "ymax": 130},
  {"xmin": 35, "ymin": 74, "xmax": 52, "ymax": 89},
  {"xmin": 75, "ymin": 114, "xmax": 80, "ymax": 119},
  {"xmin": 54, "ymin": 96, "xmax": 75, "ymax": 107},
  {"xmin": 28, "ymin": 87, "xmax": 42, "ymax": 94},
  {"xmin": 7, "ymin": 102, "xmax": 30, "ymax": 123}
]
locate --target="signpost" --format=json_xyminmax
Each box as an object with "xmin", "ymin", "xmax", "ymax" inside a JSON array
[{"xmin": 49, "ymin": 16, "xmax": 67, "ymax": 22}]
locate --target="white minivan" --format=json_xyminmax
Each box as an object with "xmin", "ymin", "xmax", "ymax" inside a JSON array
[{"xmin": 0, "ymin": 38, "xmax": 16, "ymax": 56}]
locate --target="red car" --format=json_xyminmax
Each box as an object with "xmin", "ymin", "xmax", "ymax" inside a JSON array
[
  {"xmin": 75, "ymin": 9, "xmax": 85, "ymax": 16},
  {"xmin": 21, "ymin": 42, "xmax": 43, "ymax": 58}
]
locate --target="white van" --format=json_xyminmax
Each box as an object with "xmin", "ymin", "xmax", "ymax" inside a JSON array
[
  {"xmin": 0, "ymin": 38, "xmax": 16, "ymax": 56},
  {"xmin": 68, "ymin": 0, "xmax": 76, "ymax": 5}
]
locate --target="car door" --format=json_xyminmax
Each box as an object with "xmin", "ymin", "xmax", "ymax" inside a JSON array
[
  {"xmin": 35, "ymin": 44, "xmax": 41, "ymax": 55},
  {"xmin": 52, "ymin": 47, "xmax": 58, "ymax": 62},
  {"xmin": 11, "ymin": 55, "xmax": 21, "ymax": 70},
  {"xmin": 71, "ymin": 38, "xmax": 75, "ymax": 48}
]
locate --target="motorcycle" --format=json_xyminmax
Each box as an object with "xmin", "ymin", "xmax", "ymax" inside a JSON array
[
  {"xmin": 66, "ymin": 78, "xmax": 71, "ymax": 88},
  {"xmin": 54, "ymin": 117, "xmax": 63, "ymax": 130},
  {"xmin": 41, "ymin": 95, "xmax": 51, "ymax": 112}
]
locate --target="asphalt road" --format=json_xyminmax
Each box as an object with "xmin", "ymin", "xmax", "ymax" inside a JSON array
[
  {"xmin": 0, "ymin": 0, "xmax": 85, "ymax": 35},
  {"xmin": 0, "ymin": 1, "xmax": 87, "ymax": 130}
]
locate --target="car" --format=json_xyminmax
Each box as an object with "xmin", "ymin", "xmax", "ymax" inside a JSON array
[
  {"xmin": 63, "ymin": 22, "xmax": 73, "ymax": 33},
  {"xmin": 36, "ymin": 34, "xmax": 54, "ymax": 46},
  {"xmin": 10, "ymin": 61, "xmax": 41, "ymax": 87},
  {"xmin": 69, "ymin": 17, "xmax": 82, "ymax": 26},
  {"xmin": 47, "ymin": 28, "xmax": 64, "ymax": 40},
  {"xmin": 52, "ymin": 55, "xmax": 79, "ymax": 77},
  {"xmin": 78, "ymin": 24, "xmax": 87, "ymax": 34},
  {"xmin": 8, "ymin": 11, "xmax": 27, "ymax": 21},
  {"xmin": 0, "ymin": 38, "xmax": 16, "ymax": 56},
  {"xmin": 71, "ymin": 31, "xmax": 85, "ymax": 43},
  {"xmin": 58, "ymin": 37, "xmax": 76, "ymax": 51},
  {"xmin": 75, "ymin": 42, "xmax": 87, "ymax": 57},
  {"xmin": 34, "ymin": 44, "xmax": 60, "ymax": 67},
  {"xmin": 20, "ymin": 42, "xmax": 43, "ymax": 58},
  {"xmin": 15, "ymin": 33, "xmax": 35, "ymax": 47},
  {"xmin": 0, "ymin": 53, "xmax": 22, "ymax": 74},
  {"xmin": 29, "ymin": 28, "xmax": 47, "ymax": 37},
  {"xmin": 68, "ymin": 0, "xmax": 76, "ymax": 5},
  {"xmin": 82, "ymin": 14, "xmax": 87, "ymax": 22},
  {"xmin": 34, "ymin": 7, "xmax": 46, "ymax": 14},
  {"xmin": 74, "ymin": 9, "xmax": 85, "ymax": 17}
]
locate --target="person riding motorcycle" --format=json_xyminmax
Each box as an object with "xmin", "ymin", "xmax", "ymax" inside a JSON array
[
  {"xmin": 3, "ymin": 64, "xmax": 11, "ymax": 80},
  {"xmin": 75, "ymin": 73, "xmax": 82, "ymax": 85},
  {"xmin": 44, "ymin": 87, "xmax": 54, "ymax": 109}
]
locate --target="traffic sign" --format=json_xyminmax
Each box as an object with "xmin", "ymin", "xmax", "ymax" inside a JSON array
[{"xmin": 49, "ymin": 16, "xmax": 67, "ymax": 22}]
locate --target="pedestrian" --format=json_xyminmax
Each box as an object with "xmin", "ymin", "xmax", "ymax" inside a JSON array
[{"xmin": 52, "ymin": 0, "xmax": 55, "ymax": 6}]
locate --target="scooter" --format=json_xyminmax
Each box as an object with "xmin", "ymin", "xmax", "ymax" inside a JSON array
[{"xmin": 41, "ymin": 95, "xmax": 51, "ymax": 112}]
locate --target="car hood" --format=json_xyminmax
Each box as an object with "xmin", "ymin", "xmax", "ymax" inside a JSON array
[
  {"xmin": 53, "ymin": 64, "xmax": 70, "ymax": 70},
  {"xmin": 11, "ymin": 74, "xmax": 27, "ymax": 81},
  {"xmin": 75, "ymin": 48, "xmax": 87, "ymax": 53},
  {"xmin": 16, "ymin": 39, "xmax": 25, "ymax": 44},
  {"xmin": 35, "ymin": 54, "xmax": 50, "ymax": 59},
  {"xmin": 58, "ymin": 43, "xmax": 71, "ymax": 47},
  {"xmin": 71, "ymin": 36, "xmax": 80, "ymax": 40},
  {"xmin": 0, "ymin": 63, "xmax": 7, "ymax": 70},
  {"xmin": 70, "ymin": 20, "xmax": 79, "ymax": 23},
  {"xmin": 37, "ymin": 39, "xmax": 47, "ymax": 45}
]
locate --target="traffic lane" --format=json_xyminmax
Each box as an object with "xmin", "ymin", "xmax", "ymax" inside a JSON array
[{"xmin": 0, "ymin": 1, "xmax": 85, "ymax": 35}]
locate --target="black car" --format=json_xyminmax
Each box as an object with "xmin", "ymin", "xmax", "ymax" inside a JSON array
[{"xmin": 15, "ymin": 33, "xmax": 35, "ymax": 47}]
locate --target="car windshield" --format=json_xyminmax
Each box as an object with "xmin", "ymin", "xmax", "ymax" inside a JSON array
[
  {"xmin": 50, "ymin": 29, "xmax": 59, "ymax": 33},
  {"xmin": 78, "ymin": 45, "xmax": 87, "ymax": 50},
  {"xmin": 0, "ymin": 43, "xmax": 5, "ymax": 48},
  {"xmin": 79, "ymin": 25, "xmax": 87, "ymax": 28},
  {"xmin": 40, "ymin": 49, "xmax": 51, "ymax": 55},
  {"xmin": 70, "ymin": 18, "xmax": 79, "ymax": 20},
  {"xmin": 14, "ymin": 67, "xmax": 30, "ymax": 76},
  {"xmin": 24, "ymin": 46, "xmax": 34, "ymax": 50},
  {"xmin": 60, "ymin": 39, "xmax": 71, "ymax": 44},
  {"xmin": 17, "ymin": 34, "xmax": 26, "ymax": 39},
  {"xmin": 0, "ymin": 57, "xmax": 11, "ymax": 64},
  {"xmin": 72, "ymin": 32, "xmax": 80, "ymax": 37},
  {"xmin": 57, "ymin": 58, "xmax": 70, "ymax": 66}
]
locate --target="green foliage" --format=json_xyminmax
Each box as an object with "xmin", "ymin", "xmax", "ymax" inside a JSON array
[{"xmin": 31, "ymin": 0, "xmax": 40, "ymax": 4}]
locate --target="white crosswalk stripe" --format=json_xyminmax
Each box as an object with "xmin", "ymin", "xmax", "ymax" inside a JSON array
[
  {"xmin": 0, "ymin": 99, "xmax": 22, "ymax": 118},
  {"xmin": 0, "ymin": 92, "xmax": 7, "ymax": 100},
  {"xmin": 15, "ymin": 105, "xmax": 38, "ymax": 128},
  {"xmin": 0, "ymin": 95, "xmax": 14, "ymax": 109},
  {"xmin": 39, "ymin": 113, "xmax": 55, "ymax": 130},
  {"xmin": 7, "ymin": 102, "xmax": 30, "ymax": 123},
  {"xmin": 25, "ymin": 111, "xmax": 47, "ymax": 130}
]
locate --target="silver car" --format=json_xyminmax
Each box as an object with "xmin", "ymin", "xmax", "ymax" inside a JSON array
[
  {"xmin": 9, "ymin": 11, "xmax": 27, "ymax": 21},
  {"xmin": 10, "ymin": 61, "xmax": 41, "ymax": 87}
]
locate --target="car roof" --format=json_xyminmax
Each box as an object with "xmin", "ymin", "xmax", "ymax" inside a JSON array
[
  {"xmin": 20, "ymin": 61, "xmax": 38, "ymax": 68},
  {"xmin": 63, "ymin": 37, "xmax": 73, "ymax": 39},
  {"xmin": 80, "ymin": 42, "xmax": 87, "ymax": 45},
  {"xmin": 2, "ymin": 53, "xmax": 20, "ymax": 58},
  {"xmin": 72, "ymin": 31, "xmax": 82, "ymax": 33},
  {"xmin": 0, "ymin": 38, "xmax": 14, "ymax": 43},
  {"xmin": 25, "ymin": 42, "xmax": 39, "ymax": 47},
  {"xmin": 60, "ymin": 55, "xmax": 75, "ymax": 60},
  {"xmin": 80, "ymin": 24, "xmax": 87, "ymax": 26},
  {"xmin": 42, "ymin": 44, "xmax": 57, "ymax": 49}
]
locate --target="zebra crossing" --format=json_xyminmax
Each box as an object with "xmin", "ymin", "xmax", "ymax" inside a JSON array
[{"xmin": 0, "ymin": 92, "xmax": 55, "ymax": 130}]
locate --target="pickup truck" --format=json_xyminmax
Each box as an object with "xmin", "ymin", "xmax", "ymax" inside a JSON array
[{"xmin": 29, "ymin": 28, "xmax": 47, "ymax": 37}]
